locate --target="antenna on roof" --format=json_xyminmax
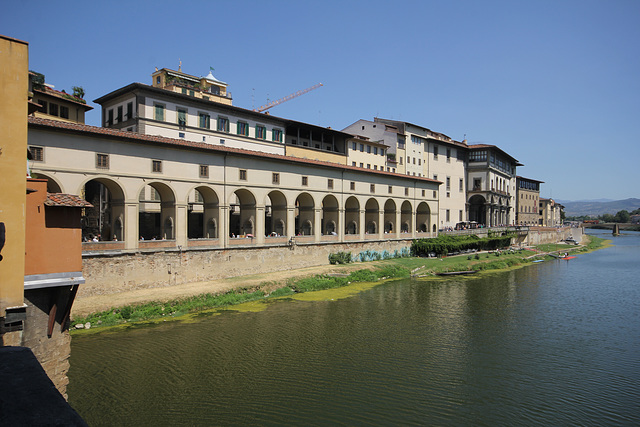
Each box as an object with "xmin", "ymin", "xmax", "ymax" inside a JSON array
[{"xmin": 179, "ymin": 59, "xmax": 182, "ymax": 72}]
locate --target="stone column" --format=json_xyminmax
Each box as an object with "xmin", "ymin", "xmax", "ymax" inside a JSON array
[
  {"xmin": 411, "ymin": 211, "xmax": 417, "ymax": 238},
  {"xmin": 124, "ymin": 201, "xmax": 139, "ymax": 250},
  {"xmin": 359, "ymin": 209, "xmax": 365, "ymax": 240},
  {"xmin": 378, "ymin": 208, "xmax": 384, "ymax": 239},
  {"xmin": 220, "ymin": 205, "xmax": 229, "ymax": 248},
  {"xmin": 256, "ymin": 206, "xmax": 265, "ymax": 245},
  {"xmin": 175, "ymin": 202, "xmax": 188, "ymax": 247},
  {"xmin": 287, "ymin": 206, "xmax": 296, "ymax": 237},
  {"xmin": 395, "ymin": 209, "xmax": 402, "ymax": 238},
  {"xmin": 338, "ymin": 207, "xmax": 345, "ymax": 242},
  {"xmin": 314, "ymin": 208, "xmax": 322, "ymax": 242}
]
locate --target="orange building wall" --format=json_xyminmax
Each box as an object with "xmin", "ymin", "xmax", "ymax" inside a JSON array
[{"xmin": 24, "ymin": 179, "xmax": 83, "ymax": 275}]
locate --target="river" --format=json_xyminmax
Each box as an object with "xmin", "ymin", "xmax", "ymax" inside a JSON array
[{"xmin": 68, "ymin": 230, "xmax": 640, "ymax": 425}]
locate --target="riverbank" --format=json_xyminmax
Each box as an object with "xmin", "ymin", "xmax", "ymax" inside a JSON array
[{"xmin": 70, "ymin": 235, "xmax": 606, "ymax": 332}]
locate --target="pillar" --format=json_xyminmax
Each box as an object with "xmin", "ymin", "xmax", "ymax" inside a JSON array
[
  {"xmin": 175, "ymin": 202, "xmax": 188, "ymax": 247},
  {"xmin": 124, "ymin": 202, "xmax": 139, "ymax": 250}
]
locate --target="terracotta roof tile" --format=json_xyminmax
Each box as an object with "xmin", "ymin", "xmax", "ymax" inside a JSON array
[
  {"xmin": 33, "ymin": 87, "xmax": 93, "ymax": 110},
  {"xmin": 45, "ymin": 192, "xmax": 93, "ymax": 208}
]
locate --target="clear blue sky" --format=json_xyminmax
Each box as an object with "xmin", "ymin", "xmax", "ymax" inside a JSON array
[{"xmin": 4, "ymin": 0, "xmax": 639, "ymax": 201}]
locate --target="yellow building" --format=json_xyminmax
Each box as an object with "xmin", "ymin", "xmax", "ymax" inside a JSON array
[
  {"xmin": 29, "ymin": 71, "xmax": 93, "ymax": 124},
  {"xmin": 0, "ymin": 35, "xmax": 29, "ymax": 339}
]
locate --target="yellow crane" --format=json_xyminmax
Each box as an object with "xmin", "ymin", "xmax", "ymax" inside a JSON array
[{"xmin": 254, "ymin": 83, "xmax": 323, "ymax": 113}]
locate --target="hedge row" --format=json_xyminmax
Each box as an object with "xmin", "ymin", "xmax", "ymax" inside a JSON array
[{"xmin": 411, "ymin": 234, "xmax": 512, "ymax": 257}]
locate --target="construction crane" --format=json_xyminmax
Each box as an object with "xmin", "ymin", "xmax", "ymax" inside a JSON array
[{"xmin": 254, "ymin": 83, "xmax": 323, "ymax": 113}]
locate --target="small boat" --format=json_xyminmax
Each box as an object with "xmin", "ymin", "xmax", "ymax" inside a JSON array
[
  {"xmin": 532, "ymin": 259, "xmax": 544, "ymax": 263},
  {"xmin": 436, "ymin": 270, "xmax": 478, "ymax": 276},
  {"xmin": 562, "ymin": 256, "xmax": 577, "ymax": 260}
]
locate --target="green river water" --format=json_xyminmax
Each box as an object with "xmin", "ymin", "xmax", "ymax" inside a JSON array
[{"xmin": 68, "ymin": 230, "xmax": 640, "ymax": 425}]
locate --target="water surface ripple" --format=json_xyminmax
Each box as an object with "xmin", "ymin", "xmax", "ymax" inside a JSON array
[{"xmin": 69, "ymin": 230, "xmax": 640, "ymax": 425}]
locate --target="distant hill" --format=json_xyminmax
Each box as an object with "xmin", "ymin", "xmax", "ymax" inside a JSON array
[{"xmin": 562, "ymin": 198, "xmax": 640, "ymax": 217}]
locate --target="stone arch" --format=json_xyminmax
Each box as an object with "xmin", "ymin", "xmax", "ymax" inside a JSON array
[
  {"xmin": 344, "ymin": 196, "xmax": 360, "ymax": 235},
  {"xmin": 401, "ymin": 200, "xmax": 412, "ymax": 234},
  {"xmin": 468, "ymin": 194, "xmax": 486, "ymax": 225},
  {"xmin": 79, "ymin": 176, "xmax": 126, "ymax": 241},
  {"xmin": 30, "ymin": 172, "xmax": 63, "ymax": 193},
  {"xmin": 229, "ymin": 188, "xmax": 256, "ymax": 237},
  {"xmin": 188, "ymin": 186, "xmax": 219, "ymax": 239},
  {"xmin": 383, "ymin": 199, "xmax": 396, "ymax": 234},
  {"xmin": 365, "ymin": 198, "xmax": 379, "ymax": 235},
  {"xmin": 265, "ymin": 190, "xmax": 287, "ymax": 237},
  {"xmin": 416, "ymin": 202, "xmax": 430, "ymax": 232},
  {"xmin": 295, "ymin": 192, "xmax": 314, "ymax": 235},
  {"xmin": 138, "ymin": 181, "xmax": 176, "ymax": 240},
  {"xmin": 322, "ymin": 195, "xmax": 339, "ymax": 235}
]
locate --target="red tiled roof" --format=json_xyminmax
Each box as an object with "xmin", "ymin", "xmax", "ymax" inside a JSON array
[
  {"xmin": 45, "ymin": 193, "xmax": 93, "ymax": 208},
  {"xmin": 27, "ymin": 116, "xmax": 441, "ymax": 184}
]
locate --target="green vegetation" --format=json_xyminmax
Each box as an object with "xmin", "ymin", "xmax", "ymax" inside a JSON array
[
  {"xmin": 72, "ymin": 235, "xmax": 608, "ymax": 333},
  {"xmin": 328, "ymin": 251, "xmax": 352, "ymax": 264},
  {"xmin": 411, "ymin": 234, "xmax": 513, "ymax": 257}
]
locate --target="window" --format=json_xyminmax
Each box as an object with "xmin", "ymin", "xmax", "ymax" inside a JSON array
[
  {"xmin": 367, "ymin": 145, "xmax": 371, "ymax": 153},
  {"xmin": 352, "ymin": 161, "xmax": 356, "ymax": 166},
  {"xmin": 256, "ymin": 125, "xmax": 266, "ymax": 140},
  {"xmin": 328, "ymin": 179, "xmax": 334, "ymax": 190},
  {"xmin": 237, "ymin": 121, "xmax": 249, "ymax": 136},
  {"xmin": 189, "ymin": 90, "xmax": 195, "ymax": 97},
  {"xmin": 473, "ymin": 178, "xmax": 481, "ymax": 190},
  {"xmin": 359, "ymin": 144, "xmax": 364, "ymax": 152},
  {"xmin": 178, "ymin": 132, "xmax": 185, "ymax": 138},
  {"xmin": 350, "ymin": 182, "xmax": 355, "ymax": 191},
  {"xmin": 434, "ymin": 146, "xmax": 438, "ymax": 160},
  {"xmin": 117, "ymin": 106, "xmax": 123, "ymax": 122},
  {"xmin": 177, "ymin": 109, "xmax": 187, "ymax": 127},
  {"xmin": 399, "ymin": 157, "xmax": 403, "ymax": 165},
  {"xmin": 152, "ymin": 160, "xmax": 162, "ymax": 173},
  {"xmin": 433, "ymin": 174, "xmax": 438, "ymax": 181},
  {"xmin": 374, "ymin": 165, "xmax": 377, "ymax": 170},
  {"xmin": 302, "ymin": 176, "xmax": 308, "ymax": 186},
  {"xmin": 446, "ymin": 209, "xmax": 450, "ymax": 222},
  {"xmin": 469, "ymin": 150, "xmax": 487, "ymax": 162},
  {"xmin": 388, "ymin": 185, "xmax": 393, "ymax": 194},
  {"xmin": 49, "ymin": 103, "xmax": 58, "ymax": 116},
  {"xmin": 107, "ymin": 109, "xmax": 113, "ymax": 125},
  {"xmin": 29, "ymin": 146, "xmax": 43, "ymax": 162},
  {"xmin": 433, "ymin": 190, "xmax": 437, "ymax": 198},
  {"xmin": 359, "ymin": 162, "xmax": 364, "ymax": 168},
  {"xmin": 421, "ymin": 190, "xmax": 425, "ymax": 197},
  {"xmin": 220, "ymin": 139, "xmax": 225, "ymax": 145},
  {"xmin": 239, "ymin": 169, "xmax": 247, "ymax": 180},
  {"xmin": 272, "ymin": 173, "xmax": 280, "ymax": 184},
  {"xmin": 60, "ymin": 106, "xmax": 69, "ymax": 119},
  {"xmin": 380, "ymin": 149, "xmax": 385, "ymax": 156},
  {"xmin": 367, "ymin": 164, "xmax": 371, "ymax": 169},
  {"xmin": 405, "ymin": 188, "xmax": 409, "ymax": 196},
  {"xmin": 459, "ymin": 210, "xmax": 463, "ymax": 221},
  {"xmin": 446, "ymin": 177, "xmax": 451, "ymax": 191},
  {"xmin": 418, "ymin": 158, "xmax": 421, "ymax": 165},
  {"xmin": 182, "ymin": 88, "xmax": 187, "ymax": 94},
  {"xmin": 127, "ymin": 102, "xmax": 133, "ymax": 119},
  {"xmin": 37, "ymin": 100, "xmax": 47, "ymax": 113},
  {"xmin": 96, "ymin": 153, "xmax": 109, "ymax": 169},
  {"xmin": 199, "ymin": 165, "xmax": 209, "ymax": 178},
  {"xmin": 412, "ymin": 158, "xmax": 416, "ymax": 165},
  {"xmin": 374, "ymin": 147, "xmax": 378, "ymax": 155},
  {"xmin": 352, "ymin": 142, "xmax": 357, "ymax": 150},
  {"xmin": 446, "ymin": 148, "xmax": 451, "ymax": 163},
  {"xmin": 199, "ymin": 113, "xmax": 210, "ymax": 129},
  {"xmin": 217, "ymin": 117, "xmax": 229, "ymax": 132},
  {"xmin": 154, "ymin": 104, "xmax": 165, "ymax": 121},
  {"xmin": 459, "ymin": 178, "xmax": 464, "ymax": 192},
  {"xmin": 370, "ymin": 184, "xmax": 375, "ymax": 193},
  {"xmin": 272, "ymin": 129, "xmax": 283, "ymax": 142},
  {"xmin": 156, "ymin": 76, "xmax": 161, "ymax": 85}
]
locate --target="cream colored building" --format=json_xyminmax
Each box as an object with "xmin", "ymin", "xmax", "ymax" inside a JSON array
[
  {"xmin": 29, "ymin": 117, "xmax": 441, "ymax": 251},
  {"xmin": 539, "ymin": 198, "xmax": 564, "ymax": 227},
  {"xmin": 347, "ymin": 137, "xmax": 388, "ymax": 172},
  {"xmin": 345, "ymin": 118, "xmax": 469, "ymax": 230},
  {"xmin": 466, "ymin": 144, "xmax": 520, "ymax": 226}
]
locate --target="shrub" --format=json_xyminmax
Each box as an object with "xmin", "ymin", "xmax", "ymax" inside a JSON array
[{"xmin": 329, "ymin": 251, "xmax": 352, "ymax": 264}]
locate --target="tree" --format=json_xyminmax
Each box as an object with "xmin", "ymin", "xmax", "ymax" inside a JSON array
[
  {"xmin": 72, "ymin": 86, "xmax": 85, "ymax": 99},
  {"xmin": 601, "ymin": 213, "xmax": 615, "ymax": 223},
  {"xmin": 614, "ymin": 210, "xmax": 630, "ymax": 223}
]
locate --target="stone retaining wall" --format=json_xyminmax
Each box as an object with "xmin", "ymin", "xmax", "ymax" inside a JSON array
[{"xmin": 80, "ymin": 239, "xmax": 414, "ymax": 299}]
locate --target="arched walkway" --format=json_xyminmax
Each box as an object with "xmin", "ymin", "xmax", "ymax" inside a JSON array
[
  {"xmin": 468, "ymin": 194, "xmax": 486, "ymax": 225},
  {"xmin": 229, "ymin": 189, "xmax": 256, "ymax": 237},
  {"xmin": 416, "ymin": 202, "xmax": 430, "ymax": 232},
  {"xmin": 345, "ymin": 196, "xmax": 359, "ymax": 235},
  {"xmin": 365, "ymin": 198, "xmax": 379, "ymax": 234},
  {"xmin": 265, "ymin": 191, "xmax": 287, "ymax": 236},
  {"xmin": 188, "ymin": 186, "xmax": 219, "ymax": 239},
  {"xmin": 81, "ymin": 177, "xmax": 126, "ymax": 241},
  {"xmin": 322, "ymin": 195, "xmax": 339, "ymax": 235},
  {"xmin": 139, "ymin": 182, "xmax": 176, "ymax": 240},
  {"xmin": 383, "ymin": 199, "xmax": 396, "ymax": 234},
  {"xmin": 31, "ymin": 172, "xmax": 63, "ymax": 193},
  {"xmin": 401, "ymin": 200, "xmax": 412, "ymax": 233},
  {"xmin": 295, "ymin": 192, "xmax": 314, "ymax": 235}
]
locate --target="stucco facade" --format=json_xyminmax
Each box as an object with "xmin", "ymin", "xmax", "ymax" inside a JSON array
[{"xmin": 516, "ymin": 176, "xmax": 543, "ymax": 226}]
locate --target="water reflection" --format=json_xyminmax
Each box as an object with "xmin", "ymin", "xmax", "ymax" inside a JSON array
[{"xmin": 69, "ymin": 231, "xmax": 640, "ymax": 425}]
